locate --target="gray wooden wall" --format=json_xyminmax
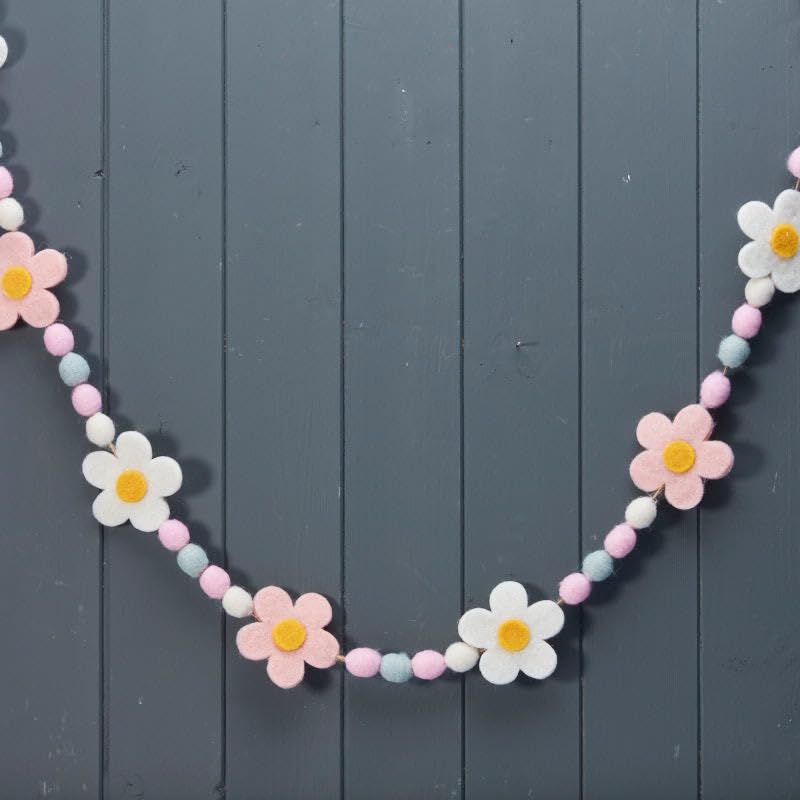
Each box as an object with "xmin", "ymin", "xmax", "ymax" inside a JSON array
[{"xmin": 0, "ymin": 1, "xmax": 798, "ymax": 798}]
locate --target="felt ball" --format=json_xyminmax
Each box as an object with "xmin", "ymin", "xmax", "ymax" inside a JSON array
[
  {"xmin": 58, "ymin": 352, "xmax": 90, "ymax": 387},
  {"xmin": 625, "ymin": 496, "xmax": 657, "ymax": 529},
  {"xmin": 345, "ymin": 647, "xmax": 382, "ymax": 678},
  {"xmin": 199, "ymin": 565, "xmax": 230, "ymax": 599},
  {"xmin": 744, "ymin": 276, "xmax": 775, "ymax": 308},
  {"xmin": 582, "ymin": 550, "xmax": 614, "ymax": 582},
  {"xmin": 731, "ymin": 303, "xmax": 762, "ymax": 339},
  {"xmin": 700, "ymin": 370, "xmax": 731, "ymax": 409},
  {"xmin": 0, "ymin": 197, "xmax": 23, "ymax": 231},
  {"xmin": 718, "ymin": 334, "xmax": 750, "ymax": 369},
  {"xmin": 43, "ymin": 323, "xmax": 74, "ymax": 356},
  {"xmin": 176, "ymin": 543, "xmax": 208, "ymax": 578},
  {"xmin": 222, "ymin": 586, "xmax": 254, "ymax": 618},
  {"xmin": 788, "ymin": 146, "xmax": 800, "ymax": 178},
  {"xmin": 379, "ymin": 652, "xmax": 413, "ymax": 683},
  {"xmin": 0, "ymin": 36, "xmax": 8, "ymax": 69},
  {"xmin": 411, "ymin": 650, "xmax": 446, "ymax": 681},
  {"xmin": 85, "ymin": 412, "xmax": 115, "ymax": 447},
  {"xmin": 158, "ymin": 518, "xmax": 190, "ymax": 551},
  {"xmin": 444, "ymin": 641, "xmax": 479, "ymax": 673},
  {"xmin": 559, "ymin": 572, "xmax": 591, "ymax": 605},
  {"xmin": 604, "ymin": 523, "xmax": 637, "ymax": 558},
  {"xmin": 0, "ymin": 167, "xmax": 14, "ymax": 200},
  {"xmin": 71, "ymin": 383, "xmax": 102, "ymax": 417}
]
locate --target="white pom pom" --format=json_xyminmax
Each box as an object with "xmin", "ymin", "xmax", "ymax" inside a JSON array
[
  {"xmin": 0, "ymin": 37, "xmax": 9, "ymax": 69},
  {"xmin": 85, "ymin": 413, "xmax": 115, "ymax": 447},
  {"xmin": 222, "ymin": 586, "xmax": 253, "ymax": 618},
  {"xmin": 744, "ymin": 276, "xmax": 775, "ymax": 308},
  {"xmin": 444, "ymin": 641, "xmax": 479, "ymax": 673},
  {"xmin": 0, "ymin": 197, "xmax": 23, "ymax": 231},
  {"xmin": 625, "ymin": 496, "xmax": 657, "ymax": 530}
]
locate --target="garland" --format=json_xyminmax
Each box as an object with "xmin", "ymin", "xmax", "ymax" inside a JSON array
[{"xmin": 1, "ymin": 36, "xmax": 797, "ymax": 690}]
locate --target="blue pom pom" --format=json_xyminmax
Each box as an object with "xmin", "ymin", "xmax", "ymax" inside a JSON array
[
  {"xmin": 58, "ymin": 352, "xmax": 90, "ymax": 387},
  {"xmin": 379, "ymin": 652, "xmax": 412, "ymax": 683},
  {"xmin": 582, "ymin": 549, "xmax": 614, "ymax": 581},
  {"xmin": 717, "ymin": 334, "xmax": 750, "ymax": 369},
  {"xmin": 177, "ymin": 543, "xmax": 208, "ymax": 578}
]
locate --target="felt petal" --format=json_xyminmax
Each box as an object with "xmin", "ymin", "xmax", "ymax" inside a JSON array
[
  {"xmin": 82, "ymin": 450, "xmax": 120, "ymax": 489},
  {"xmin": 145, "ymin": 456, "xmax": 182, "ymax": 497},
  {"xmin": 92, "ymin": 489, "xmax": 129, "ymax": 528},
  {"xmin": 29, "ymin": 249, "xmax": 67, "ymax": 289},
  {"xmin": 771, "ymin": 259, "xmax": 800, "ymax": 294},
  {"xmin": 18, "ymin": 289, "xmax": 59, "ymax": 328},
  {"xmin": 738, "ymin": 240, "xmax": 777, "ymax": 279},
  {"xmin": 635, "ymin": 412, "xmax": 673, "ymax": 450},
  {"xmin": 0, "ymin": 295, "xmax": 18, "ymax": 330},
  {"xmin": 695, "ymin": 440, "xmax": 734, "ymax": 479},
  {"xmin": 114, "ymin": 431, "xmax": 153, "ymax": 468},
  {"xmin": 253, "ymin": 585, "xmax": 294, "ymax": 625},
  {"xmin": 302, "ymin": 628, "xmax": 339, "ymax": 669},
  {"xmin": 128, "ymin": 496, "xmax": 169, "ymax": 532},
  {"xmin": 458, "ymin": 607, "xmax": 497, "ymax": 649},
  {"xmin": 236, "ymin": 622, "xmax": 274, "ymax": 661},
  {"xmin": 664, "ymin": 473, "xmax": 704, "ymax": 510},
  {"xmin": 672, "ymin": 404, "xmax": 713, "ymax": 444},
  {"xmin": 737, "ymin": 200, "xmax": 774, "ymax": 239},
  {"xmin": 478, "ymin": 648, "xmax": 520, "ymax": 685},
  {"xmin": 294, "ymin": 592, "xmax": 333, "ymax": 629},
  {"xmin": 773, "ymin": 188, "xmax": 800, "ymax": 222},
  {"xmin": 629, "ymin": 450, "xmax": 667, "ymax": 492},
  {"xmin": 489, "ymin": 581, "xmax": 528, "ymax": 617},
  {"xmin": 267, "ymin": 651, "xmax": 305, "ymax": 689},
  {"xmin": 517, "ymin": 639, "xmax": 558, "ymax": 680},
  {"xmin": 0, "ymin": 230, "xmax": 34, "ymax": 262},
  {"xmin": 522, "ymin": 600, "xmax": 565, "ymax": 641}
]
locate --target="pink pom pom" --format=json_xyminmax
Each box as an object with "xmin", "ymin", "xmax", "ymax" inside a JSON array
[
  {"xmin": 700, "ymin": 370, "xmax": 731, "ymax": 409},
  {"xmin": 43, "ymin": 323, "xmax": 74, "ymax": 356},
  {"xmin": 731, "ymin": 303, "xmax": 762, "ymax": 339},
  {"xmin": 71, "ymin": 383, "xmax": 102, "ymax": 416},
  {"xmin": 559, "ymin": 572, "xmax": 592, "ymax": 605},
  {"xmin": 604, "ymin": 523, "xmax": 637, "ymax": 558},
  {"xmin": 158, "ymin": 519, "xmax": 190, "ymax": 551},
  {"xmin": 788, "ymin": 146, "xmax": 800, "ymax": 178},
  {"xmin": 0, "ymin": 167, "xmax": 14, "ymax": 200},
  {"xmin": 345, "ymin": 647, "xmax": 382, "ymax": 678},
  {"xmin": 198, "ymin": 565, "xmax": 230, "ymax": 599},
  {"xmin": 411, "ymin": 650, "xmax": 446, "ymax": 681}
]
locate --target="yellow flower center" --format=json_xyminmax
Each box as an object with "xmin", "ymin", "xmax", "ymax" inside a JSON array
[
  {"xmin": 115, "ymin": 469, "xmax": 148, "ymax": 503},
  {"xmin": 662, "ymin": 439, "xmax": 696, "ymax": 474},
  {"xmin": 272, "ymin": 618, "xmax": 307, "ymax": 652},
  {"xmin": 1, "ymin": 265, "xmax": 32, "ymax": 299},
  {"xmin": 770, "ymin": 223, "xmax": 799, "ymax": 259},
  {"xmin": 497, "ymin": 618, "xmax": 531, "ymax": 652}
]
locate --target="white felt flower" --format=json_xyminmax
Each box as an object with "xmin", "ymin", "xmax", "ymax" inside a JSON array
[
  {"xmin": 738, "ymin": 189, "xmax": 800, "ymax": 293},
  {"xmin": 457, "ymin": 581, "xmax": 564, "ymax": 685},
  {"xmin": 82, "ymin": 431, "xmax": 182, "ymax": 532}
]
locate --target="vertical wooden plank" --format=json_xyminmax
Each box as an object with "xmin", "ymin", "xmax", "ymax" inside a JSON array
[
  {"xmin": 105, "ymin": 2, "xmax": 224, "ymax": 795},
  {"xmin": 699, "ymin": 3, "xmax": 800, "ymax": 796},
  {"xmin": 342, "ymin": 1, "xmax": 462, "ymax": 797},
  {"xmin": 0, "ymin": 1, "xmax": 103, "ymax": 794},
  {"xmin": 224, "ymin": 2, "xmax": 342, "ymax": 797},
  {"xmin": 581, "ymin": 1, "xmax": 698, "ymax": 797},
  {"xmin": 462, "ymin": 1, "xmax": 580, "ymax": 797}
]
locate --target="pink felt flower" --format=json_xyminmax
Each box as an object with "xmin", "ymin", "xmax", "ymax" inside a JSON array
[
  {"xmin": 0, "ymin": 232, "xmax": 67, "ymax": 330},
  {"xmin": 629, "ymin": 404, "xmax": 734, "ymax": 510},
  {"xmin": 235, "ymin": 586, "xmax": 339, "ymax": 689}
]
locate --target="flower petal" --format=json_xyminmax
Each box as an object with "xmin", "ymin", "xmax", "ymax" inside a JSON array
[
  {"xmin": 145, "ymin": 456, "xmax": 182, "ymax": 497},
  {"xmin": 517, "ymin": 639, "xmax": 558, "ymax": 680},
  {"xmin": 671, "ymin": 403, "xmax": 713, "ymax": 444},
  {"xmin": 267, "ymin": 651, "xmax": 305, "ymax": 689},
  {"xmin": 664, "ymin": 473, "xmax": 704, "ymax": 510},
  {"xmin": 0, "ymin": 231, "xmax": 35, "ymax": 262},
  {"xmin": 114, "ymin": 431, "xmax": 152, "ymax": 468},
  {"xmin": 738, "ymin": 240, "xmax": 776, "ymax": 279},
  {"xmin": 92, "ymin": 489, "xmax": 129, "ymax": 527},
  {"xmin": 253, "ymin": 585, "xmax": 294, "ymax": 625},
  {"xmin": 236, "ymin": 621, "xmax": 274, "ymax": 661},
  {"xmin": 695, "ymin": 440, "xmax": 734, "ymax": 480},
  {"xmin": 737, "ymin": 200, "xmax": 774, "ymax": 239},
  {"xmin": 0, "ymin": 295, "xmax": 19, "ymax": 330},
  {"xmin": 29, "ymin": 248, "xmax": 67, "ymax": 288},
  {"xmin": 771, "ymin": 259, "xmax": 800, "ymax": 294},
  {"xmin": 478, "ymin": 648, "xmax": 520, "ymax": 685},
  {"xmin": 773, "ymin": 188, "xmax": 800, "ymax": 222},
  {"xmin": 18, "ymin": 289, "xmax": 59, "ymax": 328},
  {"xmin": 82, "ymin": 450, "xmax": 120, "ymax": 489},
  {"xmin": 128, "ymin": 497, "xmax": 169, "ymax": 532},
  {"xmin": 489, "ymin": 581, "xmax": 528, "ymax": 617},
  {"xmin": 635, "ymin": 412, "xmax": 673, "ymax": 450},
  {"xmin": 302, "ymin": 628, "xmax": 339, "ymax": 669},
  {"xmin": 294, "ymin": 592, "xmax": 332, "ymax": 629},
  {"xmin": 458, "ymin": 607, "xmax": 497, "ymax": 649},
  {"xmin": 629, "ymin": 450, "xmax": 667, "ymax": 492},
  {"xmin": 522, "ymin": 600, "xmax": 565, "ymax": 641}
]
